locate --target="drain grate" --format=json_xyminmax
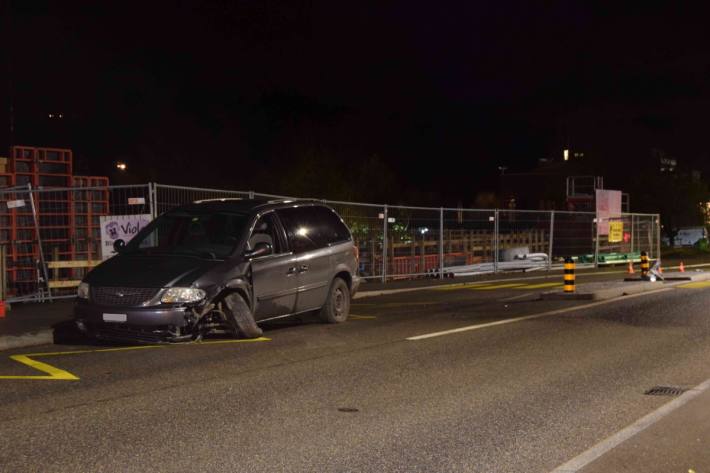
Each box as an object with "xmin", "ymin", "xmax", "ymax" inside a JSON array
[{"xmin": 644, "ymin": 386, "xmax": 687, "ymax": 397}]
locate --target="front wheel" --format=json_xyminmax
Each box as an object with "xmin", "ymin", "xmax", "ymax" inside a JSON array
[
  {"xmin": 319, "ymin": 278, "xmax": 350, "ymax": 324},
  {"xmin": 223, "ymin": 292, "xmax": 263, "ymax": 338}
]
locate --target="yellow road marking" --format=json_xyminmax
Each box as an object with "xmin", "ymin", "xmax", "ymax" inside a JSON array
[
  {"xmin": 0, "ymin": 337, "xmax": 271, "ymax": 381},
  {"xmin": 353, "ymin": 302, "xmax": 436, "ymax": 307},
  {"xmin": 0, "ymin": 355, "xmax": 80, "ymax": 380},
  {"xmin": 432, "ymin": 282, "xmax": 494, "ymax": 291},
  {"xmin": 198, "ymin": 337, "xmax": 271, "ymax": 345},
  {"xmin": 519, "ymin": 282, "xmax": 563, "ymax": 289},
  {"xmin": 677, "ymin": 281, "xmax": 710, "ymax": 289},
  {"xmin": 472, "ymin": 283, "xmax": 527, "ymax": 290}
]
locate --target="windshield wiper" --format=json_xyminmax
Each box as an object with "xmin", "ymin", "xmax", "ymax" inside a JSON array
[
  {"xmin": 123, "ymin": 247, "xmax": 219, "ymax": 259},
  {"xmin": 175, "ymin": 248, "xmax": 220, "ymax": 260}
]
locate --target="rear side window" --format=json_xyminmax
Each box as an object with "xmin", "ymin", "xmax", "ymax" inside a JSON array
[
  {"xmin": 313, "ymin": 206, "xmax": 351, "ymax": 244},
  {"xmin": 277, "ymin": 206, "xmax": 351, "ymax": 253}
]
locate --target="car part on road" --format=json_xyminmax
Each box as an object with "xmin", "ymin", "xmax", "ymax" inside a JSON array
[{"xmin": 319, "ymin": 278, "xmax": 350, "ymax": 323}]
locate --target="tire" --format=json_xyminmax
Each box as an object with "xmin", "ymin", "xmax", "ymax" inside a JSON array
[
  {"xmin": 223, "ymin": 292, "xmax": 263, "ymax": 338},
  {"xmin": 319, "ymin": 278, "xmax": 350, "ymax": 324}
]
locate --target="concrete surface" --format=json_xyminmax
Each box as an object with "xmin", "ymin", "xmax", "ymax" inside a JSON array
[
  {"xmin": 1, "ymin": 282, "xmax": 710, "ymax": 472},
  {"xmin": 541, "ymin": 270, "xmax": 710, "ymax": 301},
  {"xmin": 0, "ymin": 269, "xmax": 637, "ymax": 352}
]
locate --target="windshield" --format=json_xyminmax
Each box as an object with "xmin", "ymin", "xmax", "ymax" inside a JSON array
[{"xmin": 125, "ymin": 210, "xmax": 249, "ymax": 259}]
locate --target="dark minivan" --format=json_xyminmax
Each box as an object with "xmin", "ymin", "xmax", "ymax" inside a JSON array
[{"xmin": 75, "ymin": 199, "xmax": 360, "ymax": 343}]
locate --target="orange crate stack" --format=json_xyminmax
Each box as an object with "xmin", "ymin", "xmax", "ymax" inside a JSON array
[{"xmin": 0, "ymin": 146, "xmax": 109, "ymax": 298}]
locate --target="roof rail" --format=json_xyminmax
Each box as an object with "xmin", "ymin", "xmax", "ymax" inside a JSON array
[{"xmin": 193, "ymin": 197, "xmax": 245, "ymax": 203}]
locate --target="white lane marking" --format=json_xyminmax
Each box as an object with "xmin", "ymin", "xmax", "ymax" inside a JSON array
[
  {"xmin": 499, "ymin": 292, "xmax": 534, "ymax": 302},
  {"xmin": 550, "ymin": 377, "xmax": 710, "ymax": 473},
  {"xmin": 406, "ymin": 288, "xmax": 674, "ymax": 341}
]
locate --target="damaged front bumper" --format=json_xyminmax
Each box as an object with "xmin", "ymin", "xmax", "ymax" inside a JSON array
[{"xmin": 74, "ymin": 301, "xmax": 208, "ymax": 343}]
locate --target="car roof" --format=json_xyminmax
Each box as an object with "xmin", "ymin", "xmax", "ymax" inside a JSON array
[{"xmin": 175, "ymin": 198, "xmax": 325, "ymax": 215}]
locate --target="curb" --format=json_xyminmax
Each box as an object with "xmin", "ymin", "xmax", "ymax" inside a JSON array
[
  {"xmin": 353, "ymin": 268, "xmax": 652, "ymax": 300},
  {"xmin": 540, "ymin": 271, "xmax": 710, "ymax": 301},
  {"xmin": 354, "ymin": 265, "xmax": 710, "ymax": 300},
  {"xmin": 0, "ymin": 330, "xmax": 54, "ymax": 352}
]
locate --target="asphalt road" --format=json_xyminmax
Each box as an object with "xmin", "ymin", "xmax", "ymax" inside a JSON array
[{"xmin": 1, "ymin": 280, "xmax": 710, "ymax": 472}]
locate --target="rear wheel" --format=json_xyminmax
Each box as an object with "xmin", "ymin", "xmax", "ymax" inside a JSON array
[
  {"xmin": 223, "ymin": 292, "xmax": 263, "ymax": 338},
  {"xmin": 319, "ymin": 278, "xmax": 350, "ymax": 323}
]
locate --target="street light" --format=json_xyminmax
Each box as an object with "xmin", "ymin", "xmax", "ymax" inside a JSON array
[{"xmin": 116, "ymin": 161, "xmax": 127, "ymax": 171}]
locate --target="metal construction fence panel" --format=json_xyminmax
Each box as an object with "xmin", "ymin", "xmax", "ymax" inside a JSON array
[
  {"xmin": 383, "ymin": 206, "xmax": 442, "ymax": 279},
  {"xmin": 0, "ymin": 184, "xmax": 151, "ymax": 302},
  {"xmin": 441, "ymin": 209, "xmax": 496, "ymax": 276},
  {"xmin": 551, "ymin": 211, "xmax": 596, "ymax": 265},
  {"xmin": 0, "ymin": 182, "xmax": 662, "ymax": 302}
]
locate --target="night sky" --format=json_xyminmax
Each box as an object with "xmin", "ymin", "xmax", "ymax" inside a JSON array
[{"xmin": 3, "ymin": 1, "xmax": 710, "ymax": 205}]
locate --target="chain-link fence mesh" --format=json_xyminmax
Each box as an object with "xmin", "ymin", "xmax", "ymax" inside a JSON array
[
  {"xmin": 551, "ymin": 211, "xmax": 596, "ymax": 265},
  {"xmin": 442, "ymin": 209, "xmax": 497, "ymax": 275},
  {"xmin": 0, "ymin": 182, "xmax": 662, "ymax": 302}
]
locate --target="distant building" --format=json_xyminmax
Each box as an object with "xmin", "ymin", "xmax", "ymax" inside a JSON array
[{"xmin": 498, "ymin": 153, "xmax": 629, "ymax": 212}]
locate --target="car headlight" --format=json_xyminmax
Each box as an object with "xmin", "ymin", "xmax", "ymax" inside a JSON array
[
  {"xmin": 77, "ymin": 282, "xmax": 90, "ymax": 299},
  {"xmin": 160, "ymin": 287, "xmax": 206, "ymax": 304}
]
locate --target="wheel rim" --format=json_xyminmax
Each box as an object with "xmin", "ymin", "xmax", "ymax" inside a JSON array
[{"xmin": 334, "ymin": 287, "xmax": 346, "ymax": 317}]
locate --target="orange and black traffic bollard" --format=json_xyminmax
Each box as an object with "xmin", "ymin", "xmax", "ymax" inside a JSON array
[
  {"xmin": 640, "ymin": 251, "xmax": 649, "ymax": 279},
  {"xmin": 564, "ymin": 257, "xmax": 575, "ymax": 293}
]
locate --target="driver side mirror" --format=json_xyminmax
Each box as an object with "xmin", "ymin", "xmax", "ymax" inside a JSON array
[
  {"xmin": 245, "ymin": 242, "xmax": 272, "ymax": 259},
  {"xmin": 113, "ymin": 239, "xmax": 126, "ymax": 254}
]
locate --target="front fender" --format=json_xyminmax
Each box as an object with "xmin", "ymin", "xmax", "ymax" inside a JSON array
[{"xmin": 221, "ymin": 277, "xmax": 254, "ymax": 311}]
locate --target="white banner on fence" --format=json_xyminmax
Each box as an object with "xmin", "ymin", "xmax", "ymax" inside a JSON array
[
  {"xmin": 100, "ymin": 214, "xmax": 152, "ymax": 260},
  {"xmin": 595, "ymin": 189, "xmax": 621, "ymax": 235}
]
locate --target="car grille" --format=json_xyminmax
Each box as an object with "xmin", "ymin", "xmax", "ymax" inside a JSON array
[
  {"xmin": 91, "ymin": 286, "xmax": 159, "ymax": 307},
  {"xmin": 88, "ymin": 323, "xmax": 171, "ymax": 344}
]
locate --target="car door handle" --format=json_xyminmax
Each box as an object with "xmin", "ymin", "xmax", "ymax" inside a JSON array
[
  {"xmin": 287, "ymin": 266, "xmax": 298, "ymax": 275},
  {"xmin": 298, "ymin": 264, "xmax": 309, "ymax": 273}
]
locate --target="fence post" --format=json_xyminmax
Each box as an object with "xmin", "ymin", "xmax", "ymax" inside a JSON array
[
  {"xmin": 594, "ymin": 216, "xmax": 600, "ymax": 269},
  {"xmin": 0, "ymin": 244, "xmax": 6, "ymax": 303},
  {"xmin": 439, "ymin": 207, "xmax": 444, "ymax": 279},
  {"xmin": 548, "ymin": 210, "xmax": 555, "ymax": 271},
  {"xmin": 148, "ymin": 182, "xmax": 158, "ymax": 220},
  {"xmin": 382, "ymin": 205, "xmax": 388, "ymax": 283},
  {"xmin": 249, "ymin": 190, "xmax": 255, "ymax": 199},
  {"xmin": 28, "ymin": 184, "xmax": 52, "ymax": 302},
  {"xmin": 656, "ymin": 214, "xmax": 661, "ymax": 261},
  {"xmin": 494, "ymin": 209, "xmax": 499, "ymax": 273}
]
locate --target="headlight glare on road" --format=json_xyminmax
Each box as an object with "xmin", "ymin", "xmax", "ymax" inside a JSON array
[
  {"xmin": 160, "ymin": 287, "xmax": 206, "ymax": 304},
  {"xmin": 77, "ymin": 282, "xmax": 90, "ymax": 299}
]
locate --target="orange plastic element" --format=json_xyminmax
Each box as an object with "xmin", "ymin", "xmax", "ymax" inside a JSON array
[
  {"xmin": 627, "ymin": 261, "xmax": 635, "ymax": 274},
  {"xmin": 679, "ymin": 261, "xmax": 685, "ymax": 272},
  {"xmin": 0, "ymin": 301, "xmax": 5, "ymax": 318}
]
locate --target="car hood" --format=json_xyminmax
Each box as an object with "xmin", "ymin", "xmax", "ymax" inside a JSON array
[{"xmin": 85, "ymin": 254, "xmax": 224, "ymax": 288}]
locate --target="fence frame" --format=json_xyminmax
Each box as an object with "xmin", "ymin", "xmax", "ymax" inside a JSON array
[{"xmin": 0, "ymin": 182, "xmax": 662, "ymax": 302}]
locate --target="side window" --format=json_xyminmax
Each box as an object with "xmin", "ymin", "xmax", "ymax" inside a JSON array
[
  {"xmin": 277, "ymin": 207, "xmax": 325, "ymax": 253},
  {"xmin": 277, "ymin": 206, "xmax": 352, "ymax": 253},
  {"xmin": 313, "ymin": 206, "xmax": 351, "ymax": 244},
  {"xmin": 248, "ymin": 213, "xmax": 283, "ymax": 254}
]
